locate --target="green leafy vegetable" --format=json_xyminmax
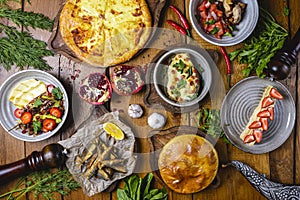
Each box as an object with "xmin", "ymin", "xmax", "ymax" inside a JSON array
[
  {"xmin": 117, "ymin": 173, "xmax": 168, "ymax": 200},
  {"xmin": 210, "ymin": 27, "xmax": 219, "ymax": 34},
  {"xmin": 176, "ymin": 79, "xmax": 187, "ymax": 90},
  {"xmin": 32, "ymin": 120, "xmax": 41, "ymax": 133},
  {"xmin": 283, "ymin": 7, "xmax": 290, "ymax": 16},
  {"xmin": 173, "ymin": 59, "xmax": 185, "ymax": 73},
  {"xmin": 0, "ymin": 0, "xmax": 54, "ymax": 71},
  {"xmin": 33, "ymin": 99, "xmax": 43, "ymax": 107},
  {"xmin": 229, "ymin": 8, "xmax": 288, "ymax": 78},
  {"xmin": 0, "ymin": 169, "xmax": 80, "ymax": 200},
  {"xmin": 52, "ymin": 87, "xmax": 63, "ymax": 100},
  {"xmin": 198, "ymin": 107, "xmax": 230, "ymax": 144},
  {"xmin": 205, "ymin": 19, "xmax": 215, "ymax": 25}
]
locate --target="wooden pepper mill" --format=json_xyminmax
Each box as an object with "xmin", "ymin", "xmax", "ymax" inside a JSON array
[
  {"xmin": 267, "ymin": 27, "xmax": 300, "ymax": 80},
  {"xmin": 0, "ymin": 143, "xmax": 67, "ymax": 184}
]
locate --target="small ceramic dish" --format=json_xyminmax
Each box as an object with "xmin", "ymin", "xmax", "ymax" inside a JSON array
[
  {"xmin": 153, "ymin": 46, "xmax": 212, "ymax": 108},
  {"xmin": 189, "ymin": 0, "xmax": 259, "ymax": 46},
  {"xmin": 0, "ymin": 70, "xmax": 69, "ymax": 142}
]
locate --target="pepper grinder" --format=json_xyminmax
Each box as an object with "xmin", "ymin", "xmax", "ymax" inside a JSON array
[
  {"xmin": 267, "ymin": 27, "xmax": 300, "ymax": 80},
  {"xmin": 0, "ymin": 143, "xmax": 67, "ymax": 184}
]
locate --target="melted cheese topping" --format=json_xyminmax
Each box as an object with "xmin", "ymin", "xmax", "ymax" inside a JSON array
[
  {"xmin": 166, "ymin": 53, "xmax": 200, "ymax": 102},
  {"xmin": 60, "ymin": 0, "xmax": 152, "ymax": 67}
]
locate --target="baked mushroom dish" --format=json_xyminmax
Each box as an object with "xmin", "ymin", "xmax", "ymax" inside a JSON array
[
  {"xmin": 158, "ymin": 134, "xmax": 219, "ymax": 194},
  {"xmin": 59, "ymin": 0, "xmax": 152, "ymax": 67}
]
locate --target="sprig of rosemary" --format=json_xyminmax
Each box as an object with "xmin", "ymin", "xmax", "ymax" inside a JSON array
[
  {"xmin": 0, "ymin": 0, "xmax": 54, "ymax": 71},
  {"xmin": 0, "ymin": 169, "xmax": 80, "ymax": 200}
]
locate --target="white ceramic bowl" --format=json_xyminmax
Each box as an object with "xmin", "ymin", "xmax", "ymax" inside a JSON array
[
  {"xmin": 0, "ymin": 70, "xmax": 69, "ymax": 142},
  {"xmin": 153, "ymin": 46, "xmax": 212, "ymax": 108},
  {"xmin": 189, "ymin": 0, "xmax": 259, "ymax": 46}
]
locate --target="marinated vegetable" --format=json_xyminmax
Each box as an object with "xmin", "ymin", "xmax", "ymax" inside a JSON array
[{"xmin": 196, "ymin": 0, "xmax": 247, "ymax": 39}]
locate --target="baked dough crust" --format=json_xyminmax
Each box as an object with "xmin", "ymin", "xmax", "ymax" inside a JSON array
[
  {"xmin": 158, "ymin": 134, "xmax": 218, "ymax": 194},
  {"xmin": 59, "ymin": 0, "xmax": 152, "ymax": 67}
]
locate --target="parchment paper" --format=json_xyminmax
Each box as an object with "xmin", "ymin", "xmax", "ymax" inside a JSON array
[{"xmin": 59, "ymin": 111, "xmax": 136, "ymax": 196}]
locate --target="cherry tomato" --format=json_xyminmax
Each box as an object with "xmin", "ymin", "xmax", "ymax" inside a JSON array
[
  {"xmin": 20, "ymin": 112, "xmax": 32, "ymax": 125},
  {"xmin": 49, "ymin": 107, "xmax": 62, "ymax": 118},
  {"xmin": 14, "ymin": 108, "xmax": 24, "ymax": 118},
  {"xmin": 42, "ymin": 118, "xmax": 57, "ymax": 131}
]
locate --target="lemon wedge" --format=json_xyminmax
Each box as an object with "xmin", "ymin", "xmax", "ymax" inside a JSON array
[{"xmin": 103, "ymin": 122, "xmax": 124, "ymax": 140}]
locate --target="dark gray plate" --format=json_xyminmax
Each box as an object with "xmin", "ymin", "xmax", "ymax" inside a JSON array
[
  {"xmin": 0, "ymin": 70, "xmax": 69, "ymax": 142},
  {"xmin": 220, "ymin": 77, "xmax": 295, "ymax": 154}
]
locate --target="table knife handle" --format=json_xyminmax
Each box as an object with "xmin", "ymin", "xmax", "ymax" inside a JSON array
[
  {"xmin": 0, "ymin": 143, "xmax": 66, "ymax": 184},
  {"xmin": 267, "ymin": 27, "xmax": 300, "ymax": 80}
]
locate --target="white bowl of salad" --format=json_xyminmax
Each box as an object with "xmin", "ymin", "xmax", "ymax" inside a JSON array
[
  {"xmin": 189, "ymin": 0, "xmax": 259, "ymax": 46},
  {"xmin": 0, "ymin": 70, "xmax": 69, "ymax": 142}
]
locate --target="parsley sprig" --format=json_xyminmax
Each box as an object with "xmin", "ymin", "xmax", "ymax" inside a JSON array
[
  {"xmin": 229, "ymin": 8, "xmax": 288, "ymax": 78},
  {"xmin": 198, "ymin": 108, "xmax": 230, "ymax": 144}
]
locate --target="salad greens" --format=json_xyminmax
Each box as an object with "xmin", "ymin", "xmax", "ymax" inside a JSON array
[
  {"xmin": 117, "ymin": 173, "xmax": 168, "ymax": 200},
  {"xmin": 198, "ymin": 107, "xmax": 230, "ymax": 144},
  {"xmin": 229, "ymin": 8, "xmax": 288, "ymax": 78}
]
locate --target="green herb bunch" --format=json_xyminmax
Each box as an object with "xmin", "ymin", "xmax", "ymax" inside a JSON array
[
  {"xmin": 117, "ymin": 173, "xmax": 168, "ymax": 200},
  {"xmin": 0, "ymin": 169, "xmax": 80, "ymax": 200},
  {"xmin": 229, "ymin": 8, "xmax": 288, "ymax": 78},
  {"xmin": 0, "ymin": 0, "xmax": 54, "ymax": 71},
  {"xmin": 198, "ymin": 107, "xmax": 230, "ymax": 144}
]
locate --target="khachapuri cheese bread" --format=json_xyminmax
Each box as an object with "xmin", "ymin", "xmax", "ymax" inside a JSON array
[
  {"xmin": 241, "ymin": 85, "xmax": 284, "ymax": 145},
  {"xmin": 59, "ymin": 0, "xmax": 152, "ymax": 67},
  {"xmin": 158, "ymin": 134, "xmax": 219, "ymax": 194},
  {"xmin": 166, "ymin": 53, "xmax": 200, "ymax": 102}
]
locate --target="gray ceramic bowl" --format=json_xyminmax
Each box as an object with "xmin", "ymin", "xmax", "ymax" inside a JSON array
[
  {"xmin": 153, "ymin": 46, "xmax": 212, "ymax": 108},
  {"xmin": 0, "ymin": 70, "xmax": 69, "ymax": 142},
  {"xmin": 189, "ymin": 0, "xmax": 259, "ymax": 46}
]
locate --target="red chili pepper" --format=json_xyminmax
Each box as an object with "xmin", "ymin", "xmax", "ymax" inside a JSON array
[
  {"xmin": 169, "ymin": 5, "xmax": 191, "ymax": 36},
  {"xmin": 220, "ymin": 46, "xmax": 231, "ymax": 88},
  {"xmin": 166, "ymin": 20, "xmax": 187, "ymax": 35}
]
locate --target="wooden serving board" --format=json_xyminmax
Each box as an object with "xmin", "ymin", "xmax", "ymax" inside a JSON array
[
  {"xmin": 143, "ymin": 48, "xmax": 219, "ymax": 113},
  {"xmin": 147, "ymin": 126, "xmax": 219, "ymax": 189},
  {"xmin": 48, "ymin": 0, "xmax": 168, "ymax": 65}
]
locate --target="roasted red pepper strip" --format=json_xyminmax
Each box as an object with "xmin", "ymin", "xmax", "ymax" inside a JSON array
[
  {"xmin": 166, "ymin": 20, "xmax": 187, "ymax": 35},
  {"xmin": 169, "ymin": 5, "xmax": 191, "ymax": 36},
  {"xmin": 220, "ymin": 46, "xmax": 231, "ymax": 88}
]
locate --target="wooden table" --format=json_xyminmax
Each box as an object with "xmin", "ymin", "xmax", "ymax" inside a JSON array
[{"xmin": 0, "ymin": 0, "xmax": 299, "ymax": 199}]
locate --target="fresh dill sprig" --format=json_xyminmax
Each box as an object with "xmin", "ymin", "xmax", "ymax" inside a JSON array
[
  {"xmin": 0, "ymin": 23, "xmax": 54, "ymax": 71},
  {"xmin": 0, "ymin": 8, "xmax": 54, "ymax": 31},
  {"xmin": 0, "ymin": 169, "xmax": 80, "ymax": 200},
  {"xmin": 0, "ymin": 0, "xmax": 54, "ymax": 71}
]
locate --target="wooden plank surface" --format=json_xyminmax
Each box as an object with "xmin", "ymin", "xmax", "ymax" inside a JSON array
[{"xmin": 0, "ymin": 0, "xmax": 299, "ymax": 199}]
